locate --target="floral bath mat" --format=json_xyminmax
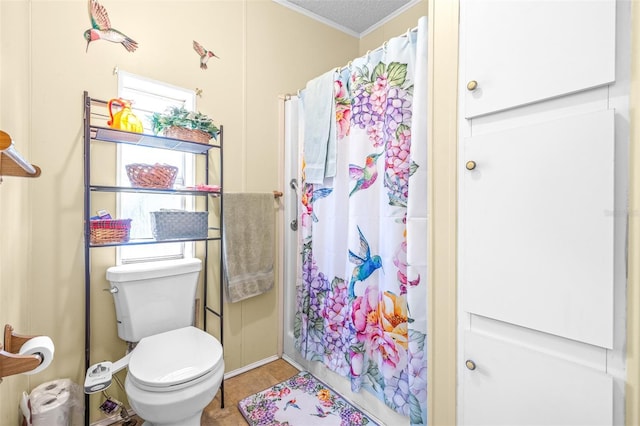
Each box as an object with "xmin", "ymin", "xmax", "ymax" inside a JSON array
[{"xmin": 238, "ymin": 371, "xmax": 379, "ymax": 426}]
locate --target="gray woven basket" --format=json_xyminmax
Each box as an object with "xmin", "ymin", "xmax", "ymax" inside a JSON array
[{"xmin": 150, "ymin": 210, "xmax": 208, "ymax": 240}]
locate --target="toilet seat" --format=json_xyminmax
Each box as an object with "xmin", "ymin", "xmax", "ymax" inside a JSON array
[{"xmin": 128, "ymin": 326, "xmax": 223, "ymax": 392}]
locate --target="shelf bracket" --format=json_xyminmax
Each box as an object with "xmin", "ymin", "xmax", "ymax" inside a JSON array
[{"xmin": 0, "ymin": 131, "xmax": 41, "ymax": 179}]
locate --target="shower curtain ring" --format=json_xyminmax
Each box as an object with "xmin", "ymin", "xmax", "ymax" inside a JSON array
[{"xmin": 382, "ymin": 41, "xmax": 388, "ymax": 52}]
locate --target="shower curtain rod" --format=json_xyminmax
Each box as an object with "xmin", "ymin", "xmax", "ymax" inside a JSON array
[
  {"xmin": 340, "ymin": 24, "xmax": 419, "ymax": 72},
  {"xmin": 285, "ymin": 25, "xmax": 419, "ymax": 99}
]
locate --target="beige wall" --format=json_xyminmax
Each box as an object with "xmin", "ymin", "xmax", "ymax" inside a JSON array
[
  {"xmin": 0, "ymin": 1, "xmax": 38, "ymax": 423},
  {"xmin": 0, "ymin": 0, "xmax": 359, "ymax": 423},
  {"xmin": 360, "ymin": 3, "xmax": 428, "ymax": 55},
  {"xmin": 3, "ymin": 1, "xmax": 637, "ymax": 426},
  {"xmin": 427, "ymin": 1, "xmax": 458, "ymax": 425}
]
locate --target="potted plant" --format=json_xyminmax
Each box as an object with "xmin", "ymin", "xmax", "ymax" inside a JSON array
[{"xmin": 150, "ymin": 106, "xmax": 219, "ymax": 143}]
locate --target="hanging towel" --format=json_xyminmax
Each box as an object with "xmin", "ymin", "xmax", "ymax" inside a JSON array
[
  {"xmin": 223, "ymin": 193, "xmax": 275, "ymax": 303},
  {"xmin": 301, "ymin": 69, "xmax": 337, "ymax": 184}
]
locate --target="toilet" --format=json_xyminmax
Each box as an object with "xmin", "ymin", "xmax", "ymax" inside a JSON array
[{"xmin": 106, "ymin": 258, "xmax": 224, "ymax": 426}]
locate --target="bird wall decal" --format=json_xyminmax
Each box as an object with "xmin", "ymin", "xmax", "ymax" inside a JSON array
[
  {"xmin": 193, "ymin": 40, "xmax": 219, "ymax": 70},
  {"xmin": 84, "ymin": 0, "xmax": 138, "ymax": 52}
]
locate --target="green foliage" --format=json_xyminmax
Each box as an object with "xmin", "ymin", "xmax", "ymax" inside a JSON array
[
  {"xmin": 365, "ymin": 359, "xmax": 385, "ymax": 392},
  {"xmin": 150, "ymin": 106, "xmax": 219, "ymax": 140},
  {"xmin": 409, "ymin": 393, "xmax": 426, "ymax": 424},
  {"xmin": 386, "ymin": 62, "xmax": 407, "ymax": 87},
  {"xmin": 293, "ymin": 312, "xmax": 302, "ymax": 339}
]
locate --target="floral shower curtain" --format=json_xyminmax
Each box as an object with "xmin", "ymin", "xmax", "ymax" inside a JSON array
[{"xmin": 294, "ymin": 17, "xmax": 428, "ymax": 425}]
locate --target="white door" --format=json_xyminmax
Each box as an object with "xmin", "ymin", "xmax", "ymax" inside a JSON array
[
  {"xmin": 458, "ymin": 0, "xmax": 626, "ymax": 424},
  {"xmin": 462, "ymin": 110, "xmax": 615, "ymax": 349},
  {"xmin": 463, "ymin": 331, "xmax": 613, "ymax": 426},
  {"xmin": 463, "ymin": 0, "xmax": 615, "ymax": 118}
]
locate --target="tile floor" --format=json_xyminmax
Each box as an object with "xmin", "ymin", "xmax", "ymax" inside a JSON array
[{"xmin": 112, "ymin": 358, "xmax": 300, "ymax": 426}]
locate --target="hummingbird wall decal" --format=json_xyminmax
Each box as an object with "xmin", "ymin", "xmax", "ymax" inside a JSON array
[
  {"xmin": 193, "ymin": 40, "xmax": 219, "ymax": 70},
  {"xmin": 349, "ymin": 152, "xmax": 383, "ymax": 197},
  {"xmin": 84, "ymin": 0, "xmax": 138, "ymax": 52},
  {"xmin": 348, "ymin": 226, "xmax": 383, "ymax": 299}
]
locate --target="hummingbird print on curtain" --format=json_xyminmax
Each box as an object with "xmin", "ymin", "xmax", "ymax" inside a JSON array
[
  {"xmin": 348, "ymin": 226, "xmax": 383, "ymax": 299},
  {"xmin": 84, "ymin": 0, "xmax": 138, "ymax": 52},
  {"xmin": 349, "ymin": 152, "xmax": 383, "ymax": 197}
]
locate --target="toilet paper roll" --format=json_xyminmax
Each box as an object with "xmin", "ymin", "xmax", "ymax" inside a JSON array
[
  {"xmin": 31, "ymin": 378, "xmax": 72, "ymax": 397},
  {"xmin": 18, "ymin": 336, "xmax": 55, "ymax": 375},
  {"xmin": 28, "ymin": 379, "xmax": 82, "ymax": 426},
  {"xmin": 31, "ymin": 388, "xmax": 71, "ymax": 426},
  {"xmin": 30, "ymin": 379, "xmax": 72, "ymax": 426}
]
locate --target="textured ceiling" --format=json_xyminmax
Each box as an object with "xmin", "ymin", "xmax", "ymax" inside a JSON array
[{"xmin": 274, "ymin": 0, "xmax": 418, "ymax": 37}]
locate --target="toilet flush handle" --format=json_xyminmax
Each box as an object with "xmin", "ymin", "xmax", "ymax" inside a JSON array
[{"xmin": 103, "ymin": 287, "xmax": 118, "ymax": 294}]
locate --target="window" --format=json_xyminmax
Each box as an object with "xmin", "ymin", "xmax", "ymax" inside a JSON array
[{"xmin": 116, "ymin": 71, "xmax": 196, "ymax": 263}]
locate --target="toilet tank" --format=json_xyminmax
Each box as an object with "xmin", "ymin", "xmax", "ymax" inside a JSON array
[{"xmin": 106, "ymin": 258, "xmax": 202, "ymax": 342}]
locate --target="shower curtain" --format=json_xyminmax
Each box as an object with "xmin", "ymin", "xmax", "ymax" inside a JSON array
[{"xmin": 294, "ymin": 17, "xmax": 428, "ymax": 425}]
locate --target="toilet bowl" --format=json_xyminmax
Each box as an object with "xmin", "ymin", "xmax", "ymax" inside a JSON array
[
  {"xmin": 102, "ymin": 259, "xmax": 224, "ymax": 426},
  {"xmin": 124, "ymin": 326, "xmax": 224, "ymax": 426}
]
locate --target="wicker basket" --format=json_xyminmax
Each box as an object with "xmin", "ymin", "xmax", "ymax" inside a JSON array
[
  {"xmin": 163, "ymin": 126, "xmax": 211, "ymax": 144},
  {"xmin": 90, "ymin": 219, "xmax": 132, "ymax": 244},
  {"xmin": 150, "ymin": 210, "xmax": 208, "ymax": 240},
  {"xmin": 125, "ymin": 163, "xmax": 178, "ymax": 189}
]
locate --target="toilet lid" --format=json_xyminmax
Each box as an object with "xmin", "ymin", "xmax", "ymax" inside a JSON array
[{"xmin": 128, "ymin": 326, "xmax": 223, "ymax": 388}]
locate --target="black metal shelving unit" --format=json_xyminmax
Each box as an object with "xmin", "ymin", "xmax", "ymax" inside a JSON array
[{"xmin": 82, "ymin": 91, "xmax": 224, "ymax": 425}]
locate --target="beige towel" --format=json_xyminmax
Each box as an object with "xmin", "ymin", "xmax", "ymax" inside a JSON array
[{"xmin": 223, "ymin": 193, "xmax": 275, "ymax": 303}]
